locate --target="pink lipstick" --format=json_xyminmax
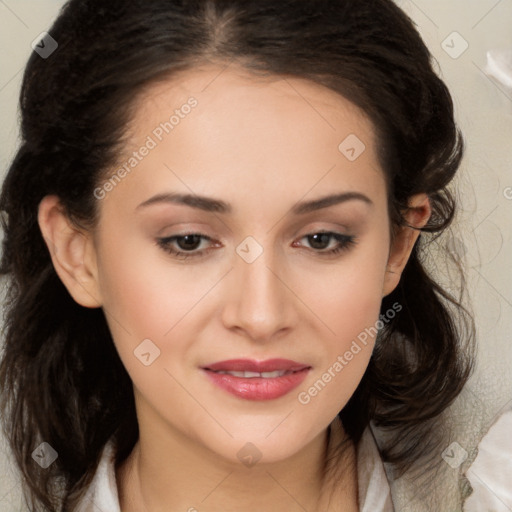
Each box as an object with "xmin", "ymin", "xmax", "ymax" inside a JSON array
[{"xmin": 201, "ymin": 358, "xmax": 311, "ymax": 400}]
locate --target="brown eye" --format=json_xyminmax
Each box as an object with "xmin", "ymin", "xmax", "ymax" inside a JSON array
[
  {"xmin": 174, "ymin": 234, "xmax": 203, "ymax": 251},
  {"xmin": 156, "ymin": 233, "xmax": 215, "ymax": 260},
  {"xmin": 307, "ymin": 233, "xmax": 332, "ymax": 250},
  {"xmin": 294, "ymin": 232, "xmax": 357, "ymax": 256}
]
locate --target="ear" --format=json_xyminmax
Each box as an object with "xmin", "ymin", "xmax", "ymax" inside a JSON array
[
  {"xmin": 382, "ymin": 193, "xmax": 431, "ymax": 298},
  {"xmin": 38, "ymin": 195, "xmax": 102, "ymax": 308}
]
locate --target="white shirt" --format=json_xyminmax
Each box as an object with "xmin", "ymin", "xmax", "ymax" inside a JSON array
[
  {"xmin": 463, "ymin": 410, "xmax": 512, "ymax": 511},
  {"xmin": 75, "ymin": 412, "xmax": 512, "ymax": 512}
]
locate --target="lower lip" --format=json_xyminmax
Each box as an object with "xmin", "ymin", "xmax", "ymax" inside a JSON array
[{"xmin": 202, "ymin": 368, "xmax": 310, "ymax": 401}]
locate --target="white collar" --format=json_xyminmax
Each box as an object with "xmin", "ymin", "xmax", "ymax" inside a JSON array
[{"xmin": 356, "ymin": 426, "xmax": 394, "ymax": 511}]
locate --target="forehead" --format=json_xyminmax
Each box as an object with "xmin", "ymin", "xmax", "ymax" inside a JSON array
[
  {"xmin": 132, "ymin": 63, "xmax": 376, "ymax": 139},
  {"xmin": 105, "ymin": 63, "xmax": 386, "ymax": 213}
]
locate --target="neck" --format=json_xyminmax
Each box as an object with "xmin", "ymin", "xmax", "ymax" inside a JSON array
[{"xmin": 116, "ymin": 405, "xmax": 357, "ymax": 512}]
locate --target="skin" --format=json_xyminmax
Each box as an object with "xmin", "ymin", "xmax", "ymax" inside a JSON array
[{"xmin": 38, "ymin": 63, "xmax": 431, "ymax": 511}]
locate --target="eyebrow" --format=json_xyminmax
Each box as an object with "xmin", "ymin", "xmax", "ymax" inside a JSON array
[{"xmin": 136, "ymin": 191, "xmax": 373, "ymax": 214}]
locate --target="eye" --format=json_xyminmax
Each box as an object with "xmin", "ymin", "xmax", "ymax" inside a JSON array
[
  {"xmin": 156, "ymin": 233, "xmax": 216, "ymax": 259},
  {"xmin": 156, "ymin": 231, "xmax": 357, "ymax": 261},
  {"xmin": 294, "ymin": 231, "xmax": 357, "ymax": 256}
]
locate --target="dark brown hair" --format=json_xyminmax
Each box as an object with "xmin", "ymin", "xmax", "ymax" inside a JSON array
[{"xmin": 0, "ymin": 0, "xmax": 474, "ymax": 510}]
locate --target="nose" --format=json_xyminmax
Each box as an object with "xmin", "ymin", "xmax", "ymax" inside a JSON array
[{"xmin": 220, "ymin": 246, "xmax": 299, "ymax": 342}]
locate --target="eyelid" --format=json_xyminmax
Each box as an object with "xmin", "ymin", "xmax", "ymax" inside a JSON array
[{"xmin": 155, "ymin": 222, "xmax": 215, "ymax": 237}]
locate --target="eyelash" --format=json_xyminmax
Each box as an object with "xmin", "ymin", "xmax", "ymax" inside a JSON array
[{"xmin": 156, "ymin": 231, "xmax": 357, "ymax": 260}]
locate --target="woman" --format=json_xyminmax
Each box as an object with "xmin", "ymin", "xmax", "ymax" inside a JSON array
[{"xmin": 1, "ymin": 0, "xmax": 497, "ymax": 510}]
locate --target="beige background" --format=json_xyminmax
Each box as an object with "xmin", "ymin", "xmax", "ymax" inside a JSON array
[{"xmin": 1, "ymin": 0, "xmax": 511, "ymax": 509}]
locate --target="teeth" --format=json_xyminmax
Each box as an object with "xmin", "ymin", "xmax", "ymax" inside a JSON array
[
  {"xmin": 261, "ymin": 370, "xmax": 288, "ymax": 378},
  {"xmin": 215, "ymin": 370, "xmax": 291, "ymax": 378},
  {"xmin": 243, "ymin": 371, "xmax": 263, "ymax": 378}
]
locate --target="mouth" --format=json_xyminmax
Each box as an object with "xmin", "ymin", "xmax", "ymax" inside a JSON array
[
  {"xmin": 201, "ymin": 357, "xmax": 311, "ymax": 373},
  {"xmin": 206, "ymin": 369, "xmax": 301, "ymax": 378},
  {"xmin": 200, "ymin": 359, "xmax": 311, "ymax": 401}
]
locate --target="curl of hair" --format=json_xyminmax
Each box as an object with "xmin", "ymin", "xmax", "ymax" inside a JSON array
[{"xmin": 0, "ymin": 0, "xmax": 474, "ymax": 509}]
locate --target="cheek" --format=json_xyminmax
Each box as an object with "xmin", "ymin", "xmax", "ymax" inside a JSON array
[
  {"xmin": 294, "ymin": 288, "xmax": 381, "ymax": 425},
  {"xmin": 95, "ymin": 228, "xmax": 219, "ymax": 336},
  {"xmin": 298, "ymin": 234, "xmax": 389, "ymax": 339},
  {"xmin": 93, "ymin": 232, "xmax": 236, "ymax": 401},
  {"xmin": 293, "ymin": 238, "xmax": 388, "ymax": 407},
  {"xmin": 94, "ymin": 246, "xmax": 203, "ymax": 408}
]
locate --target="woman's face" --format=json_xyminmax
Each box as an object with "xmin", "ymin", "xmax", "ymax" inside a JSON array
[{"xmin": 72, "ymin": 64, "xmax": 405, "ymax": 463}]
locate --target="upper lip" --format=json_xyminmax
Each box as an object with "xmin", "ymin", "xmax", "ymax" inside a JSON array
[{"xmin": 202, "ymin": 358, "xmax": 311, "ymax": 373}]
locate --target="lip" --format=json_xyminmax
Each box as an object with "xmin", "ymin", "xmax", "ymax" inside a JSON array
[
  {"xmin": 200, "ymin": 359, "xmax": 311, "ymax": 401},
  {"xmin": 201, "ymin": 358, "xmax": 310, "ymax": 373},
  {"xmin": 202, "ymin": 368, "xmax": 310, "ymax": 400}
]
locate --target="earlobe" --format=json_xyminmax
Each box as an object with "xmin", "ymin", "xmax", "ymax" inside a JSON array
[
  {"xmin": 382, "ymin": 193, "xmax": 431, "ymax": 298},
  {"xmin": 37, "ymin": 195, "xmax": 102, "ymax": 308}
]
